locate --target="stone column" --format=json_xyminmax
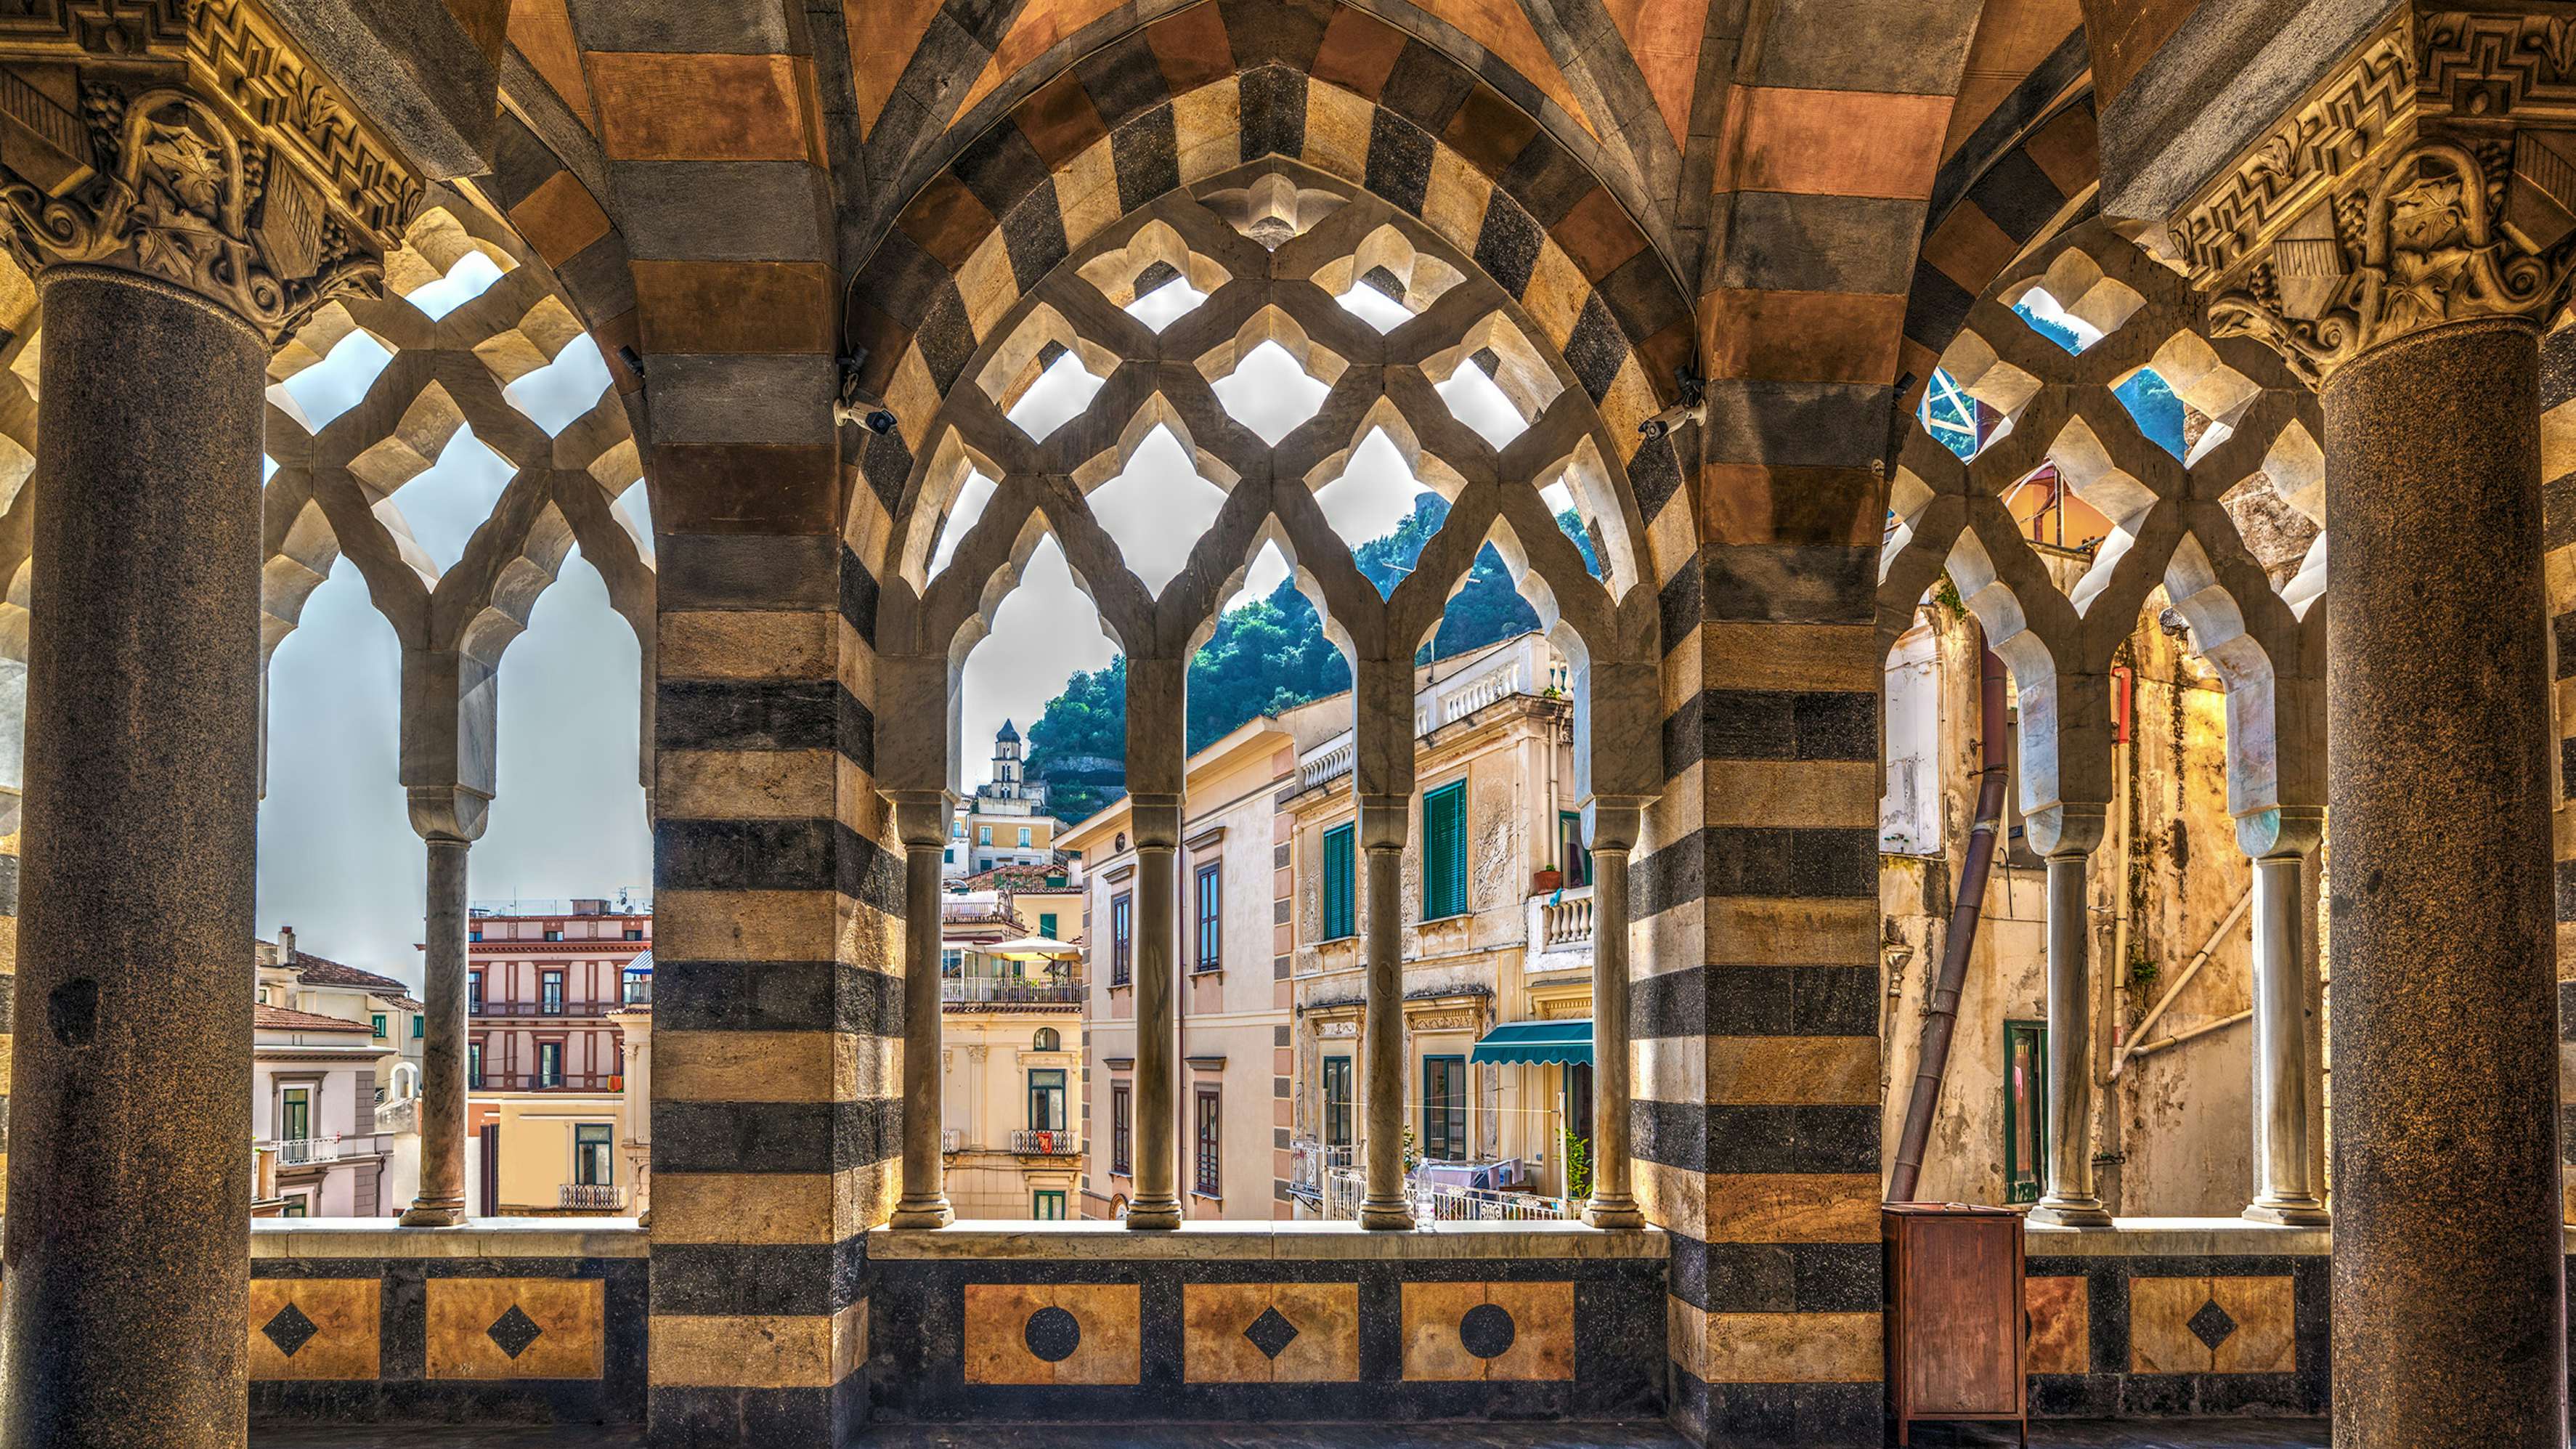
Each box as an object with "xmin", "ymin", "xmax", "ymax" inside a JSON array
[
  {"xmin": 1357, "ymin": 795, "xmax": 1412, "ymax": 1229},
  {"xmin": 400, "ymin": 835, "xmax": 472, "ymax": 1225},
  {"xmin": 1582, "ymin": 799, "xmax": 1642, "ymax": 1228},
  {"xmin": 2241, "ymin": 810, "xmax": 2328, "ymax": 1225},
  {"xmin": 0, "ymin": 74, "xmax": 408, "ymax": 1448},
  {"xmin": 2027, "ymin": 809, "xmax": 2111, "ymax": 1227},
  {"xmin": 2318, "ymin": 316, "xmax": 2562, "ymax": 1445},
  {"xmin": 1124, "ymin": 792, "xmax": 1184, "ymax": 1229},
  {"xmin": 889, "ymin": 793, "xmax": 953, "ymax": 1228}
]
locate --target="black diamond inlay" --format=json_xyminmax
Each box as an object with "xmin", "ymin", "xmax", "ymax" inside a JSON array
[
  {"xmin": 1243, "ymin": 1305, "xmax": 1301, "ymax": 1360},
  {"xmin": 261, "ymin": 1302, "xmax": 319, "ymax": 1358},
  {"xmin": 2187, "ymin": 1298, "xmax": 2238, "ymax": 1352},
  {"xmin": 487, "ymin": 1304, "xmax": 545, "ymax": 1360},
  {"xmin": 1025, "ymin": 1304, "xmax": 1081, "ymax": 1363},
  {"xmin": 1459, "ymin": 1302, "xmax": 1516, "ymax": 1360}
]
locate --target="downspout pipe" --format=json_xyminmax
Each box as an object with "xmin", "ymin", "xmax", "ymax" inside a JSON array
[{"xmin": 1889, "ymin": 644, "xmax": 2009, "ymax": 1204}]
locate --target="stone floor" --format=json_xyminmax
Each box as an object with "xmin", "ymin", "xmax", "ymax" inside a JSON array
[{"xmin": 251, "ymin": 1419, "xmax": 2331, "ymax": 1448}]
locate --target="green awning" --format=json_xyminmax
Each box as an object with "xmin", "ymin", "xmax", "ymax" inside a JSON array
[{"xmin": 1469, "ymin": 1019, "xmax": 1592, "ymax": 1066}]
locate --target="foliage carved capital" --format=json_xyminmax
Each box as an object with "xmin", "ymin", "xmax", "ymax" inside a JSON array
[
  {"xmin": 0, "ymin": 0, "xmax": 422, "ymax": 338},
  {"xmin": 2171, "ymin": 6, "xmax": 2576, "ymax": 386}
]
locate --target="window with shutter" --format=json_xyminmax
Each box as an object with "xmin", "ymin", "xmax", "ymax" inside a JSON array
[
  {"xmin": 1423, "ymin": 779, "xmax": 1467, "ymax": 920},
  {"xmin": 1322, "ymin": 823, "xmax": 1354, "ymax": 940}
]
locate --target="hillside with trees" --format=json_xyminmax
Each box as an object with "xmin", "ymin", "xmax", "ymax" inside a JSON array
[{"xmin": 1025, "ymin": 494, "xmax": 1599, "ymax": 826}]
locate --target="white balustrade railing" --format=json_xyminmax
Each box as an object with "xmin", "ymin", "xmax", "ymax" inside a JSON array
[
  {"xmin": 1312, "ymin": 1161, "xmax": 1571, "ymax": 1222},
  {"xmin": 940, "ymin": 1127, "xmax": 964, "ymax": 1153},
  {"xmin": 1541, "ymin": 886, "xmax": 1594, "ymax": 949},
  {"xmin": 1299, "ymin": 734, "xmax": 1355, "ymax": 790},
  {"xmin": 275, "ymin": 1137, "xmax": 340, "ymax": 1166},
  {"xmin": 558, "ymin": 1182, "xmax": 626, "ymax": 1210},
  {"xmin": 1291, "ymin": 1138, "xmax": 1354, "ymax": 1190},
  {"xmin": 1010, "ymin": 1129, "xmax": 1081, "ymax": 1156}
]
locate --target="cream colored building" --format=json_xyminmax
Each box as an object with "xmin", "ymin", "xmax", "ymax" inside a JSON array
[
  {"xmin": 938, "ymin": 891, "xmax": 1086, "ymax": 1217},
  {"xmin": 1283, "ymin": 633, "xmax": 1599, "ymax": 1214},
  {"xmin": 1064, "ymin": 717, "xmax": 1306, "ymax": 1220},
  {"xmin": 466, "ymin": 951, "xmax": 652, "ymax": 1217},
  {"xmin": 946, "ymin": 719, "xmax": 1060, "ymax": 880}
]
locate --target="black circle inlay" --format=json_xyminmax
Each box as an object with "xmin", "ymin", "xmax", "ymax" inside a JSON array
[
  {"xmin": 1024, "ymin": 1305, "xmax": 1082, "ymax": 1363},
  {"xmin": 1459, "ymin": 1302, "xmax": 1516, "ymax": 1359}
]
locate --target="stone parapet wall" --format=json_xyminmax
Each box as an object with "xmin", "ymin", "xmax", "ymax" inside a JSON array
[
  {"xmin": 864, "ymin": 1221, "xmax": 1668, "ymax": 1422},
  {"xmin": 245, "ymin": 1219, "xmax": 648, "ymax": 1425}
]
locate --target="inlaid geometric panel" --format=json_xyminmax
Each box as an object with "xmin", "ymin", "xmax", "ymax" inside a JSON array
[
  {"xmin": 962, "ymin": 1283, "xmax": 1141, "ymax": 1385},
  {"xmin": 2024, "ymin": 1275, "xmax": 2089, "ymax": 1376},
  {"xmin": 1182, "ymin": 1282, "xmax": 1360, "ymax": 1383},
  {"xmin": 247, "ymin": 1278, "xmax": 380, "ymax": 1381},
  {"xmin": 2129, "ymin": 1275, "xmax": 2295, "ymax": 1376},
  {"xmin": 1399, "ymin": 1280, "xmax": 1573, "ymax": 1381},
  {"xmin": 425, "ymin": 1277, "xmax": 604, "ymax": 1380}
]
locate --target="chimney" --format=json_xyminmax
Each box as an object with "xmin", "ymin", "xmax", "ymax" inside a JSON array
[{"xmin": 278, "ymin": 925, "xmax": 296, "ymax": 959}]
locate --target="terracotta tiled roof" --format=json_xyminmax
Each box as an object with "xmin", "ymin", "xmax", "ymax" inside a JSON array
[
  {"xmin": 277, "ymin": 947, "xmax": 409, "ymax": 995},
  {"xmin": 375, "ymin": 994, "xmax": 426, "ymax": 1012},
  {"xmin": 255, "ymin": 1003, "xmax": 374, "ymax": 1034}
]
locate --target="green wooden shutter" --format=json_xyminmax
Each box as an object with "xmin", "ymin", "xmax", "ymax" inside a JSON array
[
  {"xmin": 1424, "ymin": 781, "xmax": 1466, "ymax": 919},
  {"xmin": 1322, "ymin": 824, "xmax": 1354, "ymax": 939}
]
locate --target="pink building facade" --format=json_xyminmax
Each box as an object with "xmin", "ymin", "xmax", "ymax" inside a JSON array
[{"xmin": 461, "ymin": 898, "xmax": 652, "ymax": 1095}]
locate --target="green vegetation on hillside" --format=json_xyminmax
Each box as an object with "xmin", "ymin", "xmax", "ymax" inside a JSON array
[{"xmin": 1026, "ymin": 495, "xmax": 1599, "ymax": 825}]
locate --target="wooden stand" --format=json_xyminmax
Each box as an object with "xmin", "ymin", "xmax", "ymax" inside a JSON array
[{"xmin": 1884, "ymin": 1202, "xmax": 2026, "ymax": 1447}]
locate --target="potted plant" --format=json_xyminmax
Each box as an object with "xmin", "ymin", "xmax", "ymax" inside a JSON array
[{"xmin": 1531, "ymin": 864, "xmax": 1562, "ymax": 893}]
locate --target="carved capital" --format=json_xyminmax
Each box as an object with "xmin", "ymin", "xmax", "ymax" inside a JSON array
[
  {"xmin": 2171, "ymin": 6, "xmax": 2576, "ymax": 386},
  {"xmin": 0, "ymin": 0, "xmax": 422, "ymax": 338}
]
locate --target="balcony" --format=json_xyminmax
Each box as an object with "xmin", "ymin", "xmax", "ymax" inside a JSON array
[
  {"xmin": 558, "ymin": 1183, "xmax": 627, "ymax": 1211},
  {"xmin": 474, "ymin": 1073, "xmax": 624, "ymax": 1093},
  {"xmin": 941, "ymin": 979, "xmax": 1084, "ymax": 1007},
  {"xmin": 940, "ymin": 1127, "xmax": 964, "ymax": 1153},
  {"xmin": 620, "ymin": 979, "xmax": 652, "ymax": 1007},
  {"xmin": 274, "ymin": 1137, "xmax": 340, "ymax": 1167},
  {"xmin": 1525, "ymin": 884, "xmax": 1594, "ymax": 970},
  {"xmin": 474, "ymin": 1000, "xmax": 622, "ymax": 1019},
  {"xmin": 1009, "ymin": 1129, "xmax": 1080, "ymax": 1156}
]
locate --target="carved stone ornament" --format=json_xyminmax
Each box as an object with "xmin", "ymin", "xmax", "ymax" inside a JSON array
[
  {"xmin": 0, "ymin": 86, "xmax": 380, "ymax": 336},
  {"xmin": 2210, "ymin": 141, "xmax": 2569, "ymax": 386}
]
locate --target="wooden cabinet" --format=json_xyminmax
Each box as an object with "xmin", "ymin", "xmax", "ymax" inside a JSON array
[{"xmin": 1884, "ymin": 1203, "xmax": 2025, "ymax": 1446}]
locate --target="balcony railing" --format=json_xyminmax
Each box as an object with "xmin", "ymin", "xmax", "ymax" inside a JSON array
[
  {"xmin": 1010, "ymin": 1129, "xmax": 1080, "ymax": 1156},
  {"xmin": 621, "ymin": 979, "xmax": 652, "ymax": 1006},
  {"xmin": 941, "ymin": 980, "xmax": 1084, "ymax": 1006},
  {"xmin": 1312, "ymin": 1161, "xmax": 1573, "ymax": 1222},
  {"xmin": 473, "ymin": 1001, "xmax": 622, "ymax": 1018},
  {"xmin": 474, "ymin": 1072, "xmax": 623, "ymax": 1093},
  {"xmin": 1290, "ymin": 1138, "xmax": 1354, "ymax": 1190},
  {"xmin": 275, "ymin": 1137, "xmax": 340, "ymax": 1166},
  {"xmin": 558, "ymin": 1183, "xmax": 627, "ymax": 1210},
  {"xmin": 940, "ymin": 1127, "xmax": 964, "ymax": 1153},
  {"xmin": 1529, "ymin": 884, "xmax": 1595, "ymax": 958}
]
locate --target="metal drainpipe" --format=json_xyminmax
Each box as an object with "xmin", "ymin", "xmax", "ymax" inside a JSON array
[{"xmin": 1888, "ymin": 642, "xmax": 2008, "ymax": 1203}]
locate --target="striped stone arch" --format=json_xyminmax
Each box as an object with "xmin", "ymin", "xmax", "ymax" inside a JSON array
[{"xmin": 840, "ymin": 0, "xmax": 1699, "ymax": 602}]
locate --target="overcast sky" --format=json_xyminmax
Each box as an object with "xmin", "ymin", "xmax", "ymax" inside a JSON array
[{"xmin": 254, "ymin": 267, "xmax": 1527, "ymax": 984}]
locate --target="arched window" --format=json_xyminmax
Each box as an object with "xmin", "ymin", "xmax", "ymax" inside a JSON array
[{"xmin": 1033, "ymin": 1027, "xmax": 1060, "ymax": 1052}]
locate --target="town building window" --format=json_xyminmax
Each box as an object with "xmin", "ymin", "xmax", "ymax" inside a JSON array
[
  {"xmin": 978, "ymin": 826, "xmax": 992, "ymax": 846},
  {"xmin": 1323, "ymin": 1056, "xmax": 1354, "ymax": 1148},
  {"xmin": 1110, "ymin": 892, "xmax": 1131, "ymax": 986},
  {"xmin": 1033, "ymin": 1027, "xmax": 1060, "ymax": 1052},
  {"xmin": 1421, "ymin": 1055, "xmax": 1466, "ymax": 1162},
  {"xmin": 624, "ymin": 928, "xmax": 643, "ymax": 941},
  {"xmin": 537, "ymin": 1042, "xmax": 564, "ymax": 1087},
  {"xmin": 282, "ymin": 1197, "xmax": 308, "ymax": 1219},
  {"xmin": 468, "ymin": 928, "xmax": 482, "ymax": 942},
  {"xmin": 371, "ymin": 1013, "xmax": 387, "ymax": 1039},
  {"xmin": 1029, "ymin": 1068, "xmax": 1067, "ymax": 1132},
  {"xmin": 1195, "ymin": 1086, "xmax": 1222, "ymax": 1197},
  {"xmin": 1111, "ymin": 1083, "xmax": 1131, "ymax": 1176},
  {"xmin": 468, "ymin": 973, "xmax": 482, "ymax": 1013},
  {"xmin": 1032, "ymin": 1190, "xmax": 1067, "ymax": 1220},
  {"xmin": 1322, "ymin": 823, "xmax": 1354, "ymax": 940},
  {"xmin": 1423, "ymin": 779, "xmax": 1468, "ymax": 920},
  {"xmin": 1018, "ymin": 827, "xmax": 1033, "ymax": 848},
  {"xmin": 1039, "ymin": 912, "xmax": 1057, "ymax": 938},
  {"xmin": 468, "ymin": 1043, "xmax": 482, "ymax": 1089},
  {"xmin": 544, "ymin": 929, "xmax": 562, "ymax": 942},
  {"xmin": 279, "ymin": 1086, "xmax": 312, "ymax": 1142},
  {"xmin": 2004, "ymin": 1020, "xmax": 2049, "ymax": 1206},
  {"xmin": 540, "ymin": 970, "xmax": 564, "ymax": 1015},
  {"xmin": 1194, "ymin": 862, "xmax": 1222, "ymax": 972},
  {"xmin": 412, "ymin": 1015, "xmax": 423, "ymax": 1039},
  {"xmin": 944, "ymin": 848, "xmax": 954, "ymax": 864},
  {"xmin": 574, "ymin": 1123, "xmax": 613, "ymax": 1186},
  {"xmin": 1558, "ymin": 810, "xmax": 1590, "ymax": 889}
]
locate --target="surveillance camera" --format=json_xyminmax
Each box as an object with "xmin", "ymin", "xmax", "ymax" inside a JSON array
[
  {"xmin": 1639, "ymin": 399, "xmax": 1706, "ymax": 442},
  {"xmin": 835, "ymin": 351, "xmax": 902, "ymax": 438},
  {"xmin": 863, "ymin": 408, "xmax": 898, "ymax": 435}
]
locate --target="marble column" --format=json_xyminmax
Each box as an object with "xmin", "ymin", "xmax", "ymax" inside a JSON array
[
  {"xmin": 401, "ymin": 836, "xmax": 472, "ymax": 1225},
  {"xmin": 1125, "ymin": 793, "xmax": 1183, "ymax": 1229},
  {"xmin": 890, "ymin": 793, "xmax": 953, "ymax": 1228},
  {"xmin": 1, "ymin": 264, "xmax": 268, "ymax": 1447},
  {"xmin": 2027, "ymin": 810, "xmax": 2110, "ymax": 1227},
  {"xmin": 1581, "ymin": 800, "xmax": 1641, "ymax": 1227},
  {"xmin": 1357, "ymin": 795, "xmax": 1411, "ymax": 1230},
  {"xmin": 2241, "ymin": 810, "xmax": 2328, "ymax": 1225},
  {"xmin": 2322, "ymin": 316, "xmax": 2561, "ymax": 1445}
]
